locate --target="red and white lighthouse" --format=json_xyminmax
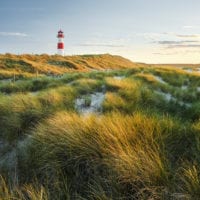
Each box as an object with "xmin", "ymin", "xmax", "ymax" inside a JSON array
[{"xmin": 57, "ymin": 30, "xmax": 64, "ymax": 56}]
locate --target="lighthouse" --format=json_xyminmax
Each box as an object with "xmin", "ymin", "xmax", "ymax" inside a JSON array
[{"xmin": 57, "ymin": 30, "xmax": 64, "ymax": 56}]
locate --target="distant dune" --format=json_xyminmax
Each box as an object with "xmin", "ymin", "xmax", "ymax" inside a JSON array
[
  {"xmin": 0, "ymin": 54, "xmax": 140, "ymax": 77},
  {"xmin": 1, "ymin": 53, "xmax": 200, "ymax": 80}
]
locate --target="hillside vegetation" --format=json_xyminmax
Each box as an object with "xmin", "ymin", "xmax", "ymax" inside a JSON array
[
  {"xmin": 0, "ymin": 53, "xmax": 138, "ymax": 78},
  {"xmin": 0, "ymin": 54, "xmax": 200, "ymax": 199}
]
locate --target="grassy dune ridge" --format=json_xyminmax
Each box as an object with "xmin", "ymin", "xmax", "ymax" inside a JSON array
[
  {"xmin": 0, "ymin": 54, "xmax": 137, "ymax": 77},
  {"xmin": 0, "ymin": 54, "xmax": 200, "ymax": 199}
]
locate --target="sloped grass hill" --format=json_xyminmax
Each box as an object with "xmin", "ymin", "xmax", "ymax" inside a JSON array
[
  {"xmin": 0, "ymin": 55, "xmax": 200, "ymax": 199},
  {"xmin": 0, "ymin": 53, "xmax": 138, "ymax": 78}
]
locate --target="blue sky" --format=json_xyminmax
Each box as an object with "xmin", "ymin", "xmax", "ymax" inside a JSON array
[{"xmin": 1, "ymin": 0, "xmax": 200, "ymax": 63}]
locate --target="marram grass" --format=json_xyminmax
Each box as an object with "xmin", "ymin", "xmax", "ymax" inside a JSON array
[
  {"xmin": 0, "ymin": 65, "xmax": 200, "ymax": 199},
  {"xmin": 14, "ymin": 111, "xmax": 199, "ymax": 199}
]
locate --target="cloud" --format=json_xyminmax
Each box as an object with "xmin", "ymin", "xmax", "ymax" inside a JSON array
[
  {"xmin": 0, "ymin": 32, "xmax": 28, "ymax": 37},
  {"xmin": 156, "ymin": 40, "xmax": 198, "ymax": 45},
  {"xmin": 166, "ymin": 44, "xmax": 200, "ymax": 49},
  {"xmin": 79, "ymin": 43, "xmax": 125, "ymax": 48},
  {"xmin": 182, "ymin": 49, "xmax": 200, "ymax": 54},
  {"xmin": 162, "ymin": 32, "xmax": 200, "ymax": 39},
  {"xmin": 138, "ymin": 33, "xmax": 165, "ymax": 40},
  {"xmin": 183, "ymin": 26, "xmax": 194, "ymax": 29},
  {"xmin": 153, "ymin": 52, "xmax": 178, "ymax": 55},
  {"xmin": 153, "ymin": 49, "xmax": 200, "ymax": 55},
  {"xmin": 156, "ymin": 39, "xmax": 200, "ymax": 49},
  {"xmin": 142, "ymin": 32, "xmax": 200, "ymax": 41},
  {"xmin": 176, "ymin": 34, "xmax": 200, "ymax": 38},
  {"xmin": 182, "ymin": 25, "xmax": 200, "ymax": 29}
]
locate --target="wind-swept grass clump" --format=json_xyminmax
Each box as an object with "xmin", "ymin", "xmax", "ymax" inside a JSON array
[
  {"xmin": 61, "ymin": 72, "xmax": 86, "ymax": 83},
  {"xmin": 73, "ymin": 78, "xmax": 104, "ymax": 94},
  {"xmin": 0, "ymin": 69, "xmax": 36, "ymax": 80},
  {"xmin": 185, "ymin": 102, "xmax": 200, "ymax": 121},
  {"xmin": 0, "ymin": 80, "xmax": 33, "ymax": 94},
  {"xmin": 153, "ymin": 68, "xmax": 189, "ymax": 87},
  {"xmin": 0, "ymin": 77, "xmax": 54, "ymax": 94},
  {"xmin": 37, "ymin": 86, "xmax": 77, "ymax": 110},
  {"xmin": 104, "ymin": 77, "xmax": 168, "ymax": 114},
  {"xmin": 134, "ymin": 73, "xmax": 159, "ymax": 84},
  {"xmin": 0, "ymin": 73, "xmax": 84, "ymax": 94},
  {"xmin": 105, "ymin": 77, "xmax": 140, "ymax": 91},
  {"xmin": 103, "ymin": 92, "xmax": 127, "ymax": 112},
  {"xmin": 0, "ymin": 176, "xmax": 48, "ymax": 200},
  {"xmin": 171, "ymin": 163, "xmax": 200, "ymax": 199},
  {"xmin": 132, "ymin": 72, "xmax": 171, "ymax": 93},
  {"xmin": 17, "ymin": 111, "xmax": 196, "ymax": 199},
  {"xmin": 0, "ymin": 86, "xmax": 77, "ymax": 143},
  {"xmin": 0, "ymin": 94, "xmax": 43, "ymax": 142}
]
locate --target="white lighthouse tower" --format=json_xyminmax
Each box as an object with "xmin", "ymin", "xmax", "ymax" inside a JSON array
[{"xmin": 57, "ymin": 30, "xmax": 64, "ymax": 56}]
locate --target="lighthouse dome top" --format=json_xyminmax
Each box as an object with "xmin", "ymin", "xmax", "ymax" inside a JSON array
[
  {"xmin": 58, "ymin": 29, "xmax": 63, "ymax": 34},
  {"xmin": 57, "ymin": 29, "xmax": 64, "ymax": 38}
]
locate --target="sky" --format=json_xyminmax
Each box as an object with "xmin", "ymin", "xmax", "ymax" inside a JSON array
[{"xmin": 1, "ymin": 0, "xmax": 200, "ymax": 63}]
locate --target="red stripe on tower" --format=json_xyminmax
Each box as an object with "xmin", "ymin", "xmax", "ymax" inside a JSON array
[
  {"xmin": 57, "ymin": 30, "xmax": 64, "ymax": 56},
  {"xmin": 57, "ymin": 43, "xmax": 64, "ymax": 49}
]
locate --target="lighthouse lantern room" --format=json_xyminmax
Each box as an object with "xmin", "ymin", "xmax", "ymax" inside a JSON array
[{"xmin": 57, "ymin": 30, "xmax": 64, "ymax": 56}]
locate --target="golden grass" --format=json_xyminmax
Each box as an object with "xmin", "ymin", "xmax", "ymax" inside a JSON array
[
  {"xmin": 0, "ymin": 176, "xmax": 48, "ymax": 200},
  {"xmin": 0, "ymin": 64, "xmax": 200, "ymax": 199},
  {"xmin": 0, "ymin": 54, "xmax": 137, "ymax": 76},
  {"xmin": 135, "ymin": 73, "xmax": 159, "ymax": 83},
  {"xmin": 22, "ymin": 110, "xmax": 199, "ymax": 199},
  {"xmin": 182, "ymin": 165, "xmax": 200, "ymax": 193},
  {"xmin": 25, "ymin": 111, "xmax": 174, "ymax": 199},
  {"xmin": 75, "ymin": 78, "xmax": 98, "ymax": 86},
  {"xmin": 103, "ymin": 92, "xmax": 127, "ymax": 111},
  {"xmin": 0, "ymin": 69, "xmax": 37, "ymax": 79},
  {"xmin": 105, "ymin": 77, "xmax": 140, "ymax": 90},
  {"xmin": 154, "ymin": 67, "xmax": 200, "ymax": 79}
]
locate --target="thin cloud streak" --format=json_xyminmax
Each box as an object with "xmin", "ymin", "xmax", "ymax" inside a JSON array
[
  {"xmin": 141, "ymin": 32, "xmax": 200, "ymax": 40},
  {"xmin": 0, "ymin": 32, "xmax": 28, "ymax": 37},
  {"xmin": 147, "ymin": 32, "xmax": 200, "ymax": 50},
  {"xmin": 182, "ymin": 25, "xmax": 200, "ymax": 29},
  {"xmin": 166, "ymin": 44, "xmax": 200, "ymax": 49},
  {"xmin": 138, "ymin": 33, "xmax": 165, "ymax": 40},
  {"xmin": 79, "ymin": 43, "xmax": 125, "ymax": 48},
  {"xmin": 176, "ymin": 34, "xmax": 200, "ymax": 38},
  {"xmin": 156, "ymin": 40, "xmax": 200, "ymax": 49},
  {"xmin": 162, "ymin": 32, "xmax": 200, "ymax": 38},
  {"xmin": 183, "ymin": 26, "xmax": 194, "ymax": 29},
  {"xmin": 153, "ymin": 52, "xmax": 178, "ymax": 55},
  {"xmin": 157, "ymin": 40, "xmax": 198, "ymax": 45}
]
